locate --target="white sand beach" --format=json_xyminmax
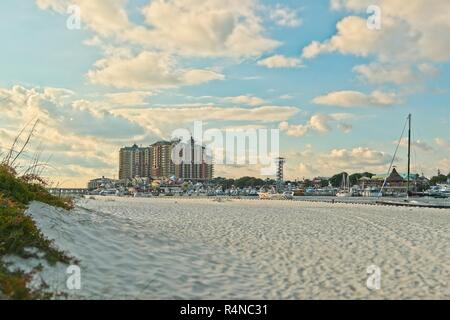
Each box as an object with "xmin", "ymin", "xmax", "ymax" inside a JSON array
[{"xmin": 26, "ymin": 197, "xmax": 450, "ymax": 299}]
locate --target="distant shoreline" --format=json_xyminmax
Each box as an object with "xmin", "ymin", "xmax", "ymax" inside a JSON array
[{"xmin": 82, "ymin": 195, "xmax": 450, "ymax": 210}]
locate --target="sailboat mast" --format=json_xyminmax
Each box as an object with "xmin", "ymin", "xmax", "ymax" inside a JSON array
[{"xmin": 407, "ymin": 114, "xmax": 411, "ymax": 197}]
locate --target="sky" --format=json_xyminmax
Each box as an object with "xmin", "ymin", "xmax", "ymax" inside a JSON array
[{"xmin": 0, "ymin": 0, "xmax": 449, "ymax": 188}]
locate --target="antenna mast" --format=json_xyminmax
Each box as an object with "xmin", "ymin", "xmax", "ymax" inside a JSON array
[
  {"xmin": 407, "ymin": 114, "xmax": 411, "ymax": 199},
  {"xmin": 276, "ymin": 157, "xmax": 286, "ymax": 193}
]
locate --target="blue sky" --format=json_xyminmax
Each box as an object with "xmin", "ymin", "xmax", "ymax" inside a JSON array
[{"xmin": 0, "ymin": 0, "xmax": 449, "ymax": 187}]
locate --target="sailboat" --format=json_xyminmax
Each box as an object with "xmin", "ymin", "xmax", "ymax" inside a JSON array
[
  {"xmin": 336, "ymin": 173, "xmax": 352, "ymax": 197},
  {"xmin": 373, "ymin": 114, "xmax": 449, "ymax": 208},
  {"xmin": 376, "ymin": 114, "xmax": 424, "ymax": 206}
]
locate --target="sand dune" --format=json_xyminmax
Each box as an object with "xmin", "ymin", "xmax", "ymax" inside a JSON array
[{"xmin": 26, "ymin": 197, "xmax": 450, "ymax": 299}]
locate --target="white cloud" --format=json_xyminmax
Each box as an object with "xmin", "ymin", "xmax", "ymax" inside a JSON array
[
  {"xmin": 302, "ymin": 0, "xmax": 450, "ymax": 95},
  {"xmin": 257, "ymin": 55, "xmax": 302, "ymax": 68},
  {"xmin": 302, "ymin": 41, "xmax": 330, "ymax": 60},
  {"xmin": 224, "ymin": 95, "xmax": 267, "ymax": 106},
  {"xmin": 269, "ymin": 4, "xmax": 302, "ymax": 27},
  {"xmin": 87, "ymin": 51, "xmax": 224, "ymax": 90},
  {"xmin": 304, "ymin": 1, "xmax": 450, "ymax": 62},
  {"xmin": 113, "ymin": 105, "xmax": 300, "ymax": 137},
  {"xmin": 106, "ymin": 91, "xmax": 154, "ymax": 106},
  {"xmin": 435, "ymin": 138, "xmax": 450, "ymax": 151},
  {"xmin": 0, "ymin": 85, "xmax": 148, "ymax": 187},
  {"xmin": 139, "ymin": 0, "xmax": 279, "ymax": 57},
  {"xmin": 326, "ymin": 147, "xmax": 392, "ymax": 167},
  {"xmin": 37, "ymin": 0, "xmax": 281, "ymax": 58},
  {"xmin": 284, "ymin": 145, "xmax": 393, "ymax": 179},
  {"xmin": 279, "ymin": 113, "xmax": 354, "ymax": 137},
  {"xmin": 302, "ymin": 16, "xmax": 383, "ymax": 59},
  {"xmin": 312, "ymin": 90, "xmax": 401, "ymax": 108},
  {"xmin": 36, "ymin": 0, "xmax": 68, "ymax": 13},
  {"xmin": 35, "ymin": 0, "xmax": 279, "ymax": 94},
  {"xmin": 279, "ymin": 121, "xmax": 309, "ymax": 137},
  {"xmin": 300, "ymin": 0, "xmax": 450, "ymax": 102},
  {"xmin": 353, "ymin": 63, "xmax": 439, "ymax": 85},
  {"xmin": 398, "ymin": 139, "xmax": 433, "ymax": 152},
  {"xmin": 294, "ymin": 163, "xmax": 318, "ymax": 179},
  {"xmin": 37, "ymin": 0, "xmax": 133, "ymax": 36},
  {"xmin": 0, "ymin": 85, "xmax": 145, "ymax": 140}
]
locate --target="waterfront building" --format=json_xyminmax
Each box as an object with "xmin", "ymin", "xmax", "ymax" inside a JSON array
[
  {"xmin": 357, "ymin": 168, "xmax": 427, "ymax": 195},
  {"xmin": 150, "ymin": 140, "xmax": 178, "ymax": 179},
  {"xmin": 119, "ymin": 144, "xmax": 151, "ymax": 180},
  {"xmin": 119, "ymin": 139, "xmax": 214, "ymax": 182},
  {"xmin": 311, "ymin": 177, "xmax": 330, "ymax": 188},
  {"xmin": 87, "ymin": 176, "xmax": 116, "ymax": 190},
  {"xmin": 173, "ymin": 137, "xmax": 214, "ymax": 182}
]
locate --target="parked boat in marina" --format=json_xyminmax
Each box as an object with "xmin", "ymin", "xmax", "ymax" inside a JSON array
[
  {"xmin": 374, "ymin": 114, "xmax": 448, "ymax": 208},
  {"xmin": 427, "ymin": 184, "xmax": 450, "ymax": 198},
  {"xmin": 305, "ymin": 186, "xmax": 337, "ymax": 196},
  {"xmin": 258, "ymin": 187, "xmax": 294, "ymax": 200},
  {"xmin": 336, "ymin": 173, "xmax": 352, "ymax": 197},
  {"xmin": 293, "ymin": 188, "xmax": 305, "ymax": 196}
]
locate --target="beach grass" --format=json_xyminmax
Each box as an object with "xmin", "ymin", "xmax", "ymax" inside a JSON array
[
  {"xmin": 0, "ymin": 121, "xmax": 76, "ymax": 299},
  {"xmin": 0, "ymin": 164, "xmax": 75, "ymax": 299}
]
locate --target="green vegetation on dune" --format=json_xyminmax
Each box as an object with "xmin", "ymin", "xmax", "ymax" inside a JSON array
[
  {"xmin": 0, "ymin": 164, "xmax": 75, "ymax": 299},
  {"xmin": 0, "ymin": 165, "xmax": 73, "ymax": 210}
]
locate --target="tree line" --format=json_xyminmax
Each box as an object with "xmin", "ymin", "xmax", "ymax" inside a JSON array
[{"xmin": 211, "ymin": 171, "xmax": 450, "ymax": 189}]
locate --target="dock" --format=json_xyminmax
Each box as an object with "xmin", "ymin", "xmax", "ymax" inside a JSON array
[{"xmin": 294, "ymin": 196, "xmax": 450, "ymax": 209}]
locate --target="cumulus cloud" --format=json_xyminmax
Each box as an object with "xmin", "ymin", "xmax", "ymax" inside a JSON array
[
  {"xmin": 353, "ymin": 63, "xmax": 439, "ymax": 85},
  {"xmin": 0, "ymin": 85, "xmax": 148, "ymax": 186},
  {"xmin": 36, "ymin": 0, "xmax": 68, "ymax": 13},
  {"xmin": 87, "ymin": 51, "xmax": 224, "ymax": 90},
  {"xmin": 113, "ymin": 105, "xmax": 300, "ymax": 137},
  {"xmin": 302, "ymin": 16, "xmax": 381, "ymax": 59},
  {"xmin": 0, "ymin": 86, "xmax": 145, "ymax": 140},
  {"xmin": 294, "ymin": 163, "xmax": 318, "ymax": 179},
  {"xmin": 36, "ymin": 0, "xmax": 280, "ymax": 92},
  {"xmin": 284, "ymin": 145, "xmax": 393, "ymax": 179},
  {"xmin": 38, "ymin": 0, "xmax": 279, "ymax": 58},
  {"xmin": 312, "ymin": 90, "xmax": 401, "ymax": 108},
  {"xmin": 140, "ymin": 0, "xmax": 280, "ymax": 57},
  {"xmin": 302, "ymin": 0, "xmax": 450, "ymax": 88},
  {"xmin": 257, "ymin": 55, "xmax": 303, "ymax": 68},
  {"xmin": 326, "ymin": 147, "xmax": 392, "ymax": 167},
  {"xmin": 269, "ymin": 4, "xmax": 302, "ymax": 27},
  {"xmin": 279, "ymin": 113, "xmax": 354, "ymax": 137},
  {"xmin": 304, "ymin": 1, "xmax": 450, "ymax": 62}
]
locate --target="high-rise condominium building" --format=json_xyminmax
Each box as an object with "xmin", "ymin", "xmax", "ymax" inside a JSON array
[
  {"xmin": 150, "ymin": 140, "xmax": 177, "ymax": 179},
  {"xmin": 119, "ymin": 144, "xmax": 151, "ymax": 180},
  {"xmin": 119, "ymin": 139, "xmax": 214, "ymax": 181},
  {"xmin": 173, "ymin": 137, "xmax": 213, "ymax": 181}
]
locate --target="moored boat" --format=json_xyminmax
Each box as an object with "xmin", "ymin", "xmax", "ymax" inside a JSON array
[{"xmin": 336, "ymin": 173, "xmax": 352, "ymax": 197}]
